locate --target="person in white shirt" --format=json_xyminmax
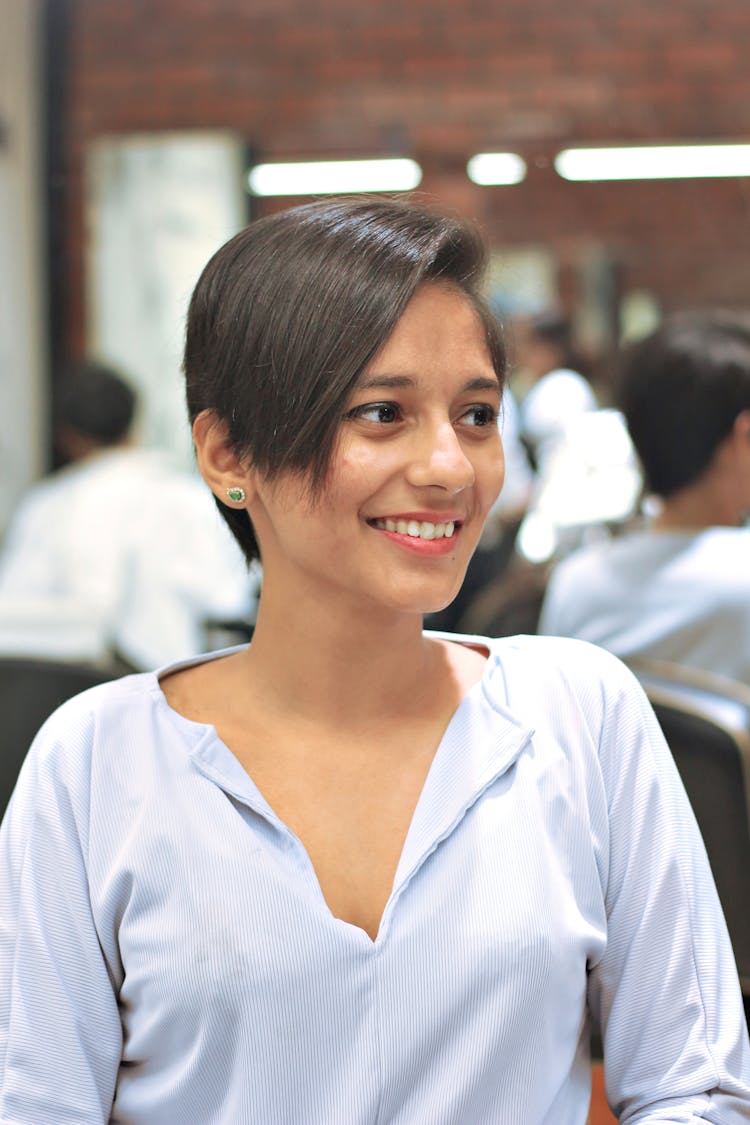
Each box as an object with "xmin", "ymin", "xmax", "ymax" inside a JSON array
[
  {"xmin": 1, "ymin": 199, "xmax": 748, "ymax": 1123},
  {"xmin": 515, "ymin": 309, "xmax": 598, "ymax": 472},
  {"xmin": 539, "ymin": 311, "xmax": 750, "ymax": 685},
  {"xmin": 0, "ymin": 362, "xmax": 256, "ymax": 669}
]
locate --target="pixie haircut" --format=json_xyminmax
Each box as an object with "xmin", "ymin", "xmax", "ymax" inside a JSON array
[
  {"xmin": 184, "ymin": 195, "xmax": 506, "ymax": 563},
  {"xmin": 616, "ymin": 310, "xmax": 750, "ymax": 498}
]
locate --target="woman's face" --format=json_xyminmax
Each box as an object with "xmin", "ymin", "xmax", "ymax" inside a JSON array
[{"xmin": 249, "ymin": 282, "xmax": 505, "ymax": 620}]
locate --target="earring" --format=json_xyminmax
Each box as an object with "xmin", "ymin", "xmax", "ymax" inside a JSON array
[{"xmin": 225, "ymin": 486, "xmax": 246, "ymax": 504}]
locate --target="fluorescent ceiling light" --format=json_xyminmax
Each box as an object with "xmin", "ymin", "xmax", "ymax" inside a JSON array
[
  {"xmin": 555, "ymin": 143, "xmax": 750, "ymax": 182},
  {"xmin": 466, "ymin": 152, "xmax": 527, "ymax": 185},
  {"xmin": 247, "ymin": 158, "xmax": 422, "ymax": 196}
]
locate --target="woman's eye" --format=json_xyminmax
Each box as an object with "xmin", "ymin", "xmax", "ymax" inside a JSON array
[
  {"xmin": 461, "ymin": 403, "xmax": 498, "ymax": 427},
  {"xmin": 348, "ymin": 402, "xmax": 401, "ymax": 424}
]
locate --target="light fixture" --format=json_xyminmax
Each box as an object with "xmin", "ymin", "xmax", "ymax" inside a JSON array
[
  {"xmin": 555, "ymin": 143, "xmax": 750, "ymax": 182},
  {"xmin": 247, "ymin": 158, "xmax": 422, "ymax": 196},
  {"xmin": 466, "ymin": 152, "xmax": 527, "ymax": 186}
]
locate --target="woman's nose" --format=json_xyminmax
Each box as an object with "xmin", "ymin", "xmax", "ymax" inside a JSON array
[{"xmin": 406, "ymin": 422, "xmax": 476, "ymax": 493}]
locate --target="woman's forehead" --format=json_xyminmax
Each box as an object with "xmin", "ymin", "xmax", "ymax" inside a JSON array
[{"xmin": 356, "ymin": 285, "xmax": 499, "ymax": 387}]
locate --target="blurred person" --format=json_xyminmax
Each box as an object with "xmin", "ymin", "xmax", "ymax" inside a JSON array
[
  {"xmin": 514, "ymin": 406, "xmax": 643, "ymax": 567},
  {"xmin": 0, "ymin": 361, "xmax": 255, "ymax": 669},
  {"xmin": 1, "ymin": 200, "xmax": 748, "ymax": 1123},
  {"xmin": 515, "ymin": 309, "xmax": 598, "ymax": 472},
  {"xmin": 539, "ymin": 311, "xmax": 750, "ymax": 683}
]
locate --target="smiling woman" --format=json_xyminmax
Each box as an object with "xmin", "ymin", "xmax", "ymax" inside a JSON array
[
  {"xmin": 207, "ymin": 279, "xmax": 505, "ymax": 622},
  {"xmin": 1, "ymin": 197, "xmax": 750, "ymax": 1124},
  {"xmin": 184, "ymin": 196, "xmax": 506, "ymax": 564}
]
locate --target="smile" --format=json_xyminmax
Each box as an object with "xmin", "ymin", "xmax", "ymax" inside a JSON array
[{"xmin": 371, "ymin": 518, "xmax": 457, "ymax": 540}]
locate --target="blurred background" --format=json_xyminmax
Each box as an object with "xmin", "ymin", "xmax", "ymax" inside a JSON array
[{"xmin": 3, "ymin": 0, "xmax": 750, "ymax": 530}]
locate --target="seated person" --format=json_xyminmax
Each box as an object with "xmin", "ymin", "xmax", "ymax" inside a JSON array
[
  {"xmin": 514, "ymin": 309, "xmax": 597, "ymax": 473},
  {"xmin": 0, "ymin": 361, "xmax": 257, "ymax": 669},
  {"xmin": 539, "ymin": 310, "xmax": 750, "ymax": 684}
]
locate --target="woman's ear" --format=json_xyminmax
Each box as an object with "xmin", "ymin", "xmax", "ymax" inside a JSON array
[{"xmin": 192, "ymin": 410, "xmax": 256, "ymax": 506}]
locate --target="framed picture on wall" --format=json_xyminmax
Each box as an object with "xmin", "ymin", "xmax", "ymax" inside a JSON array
[
  {"xmin": 485, "ymin": 246, "xmax": 558, "ymax": 319},
  {"xmin": 86, "ymin": 130, "xmax": 249, "ymax": 467}
]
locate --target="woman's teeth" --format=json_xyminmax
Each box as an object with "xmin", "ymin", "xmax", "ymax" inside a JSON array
[{"xmin": 373, "ymin": 518, "xmax": 456, "ymax": 540}]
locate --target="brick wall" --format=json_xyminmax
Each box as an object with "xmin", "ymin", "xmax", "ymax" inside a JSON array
[{"xmin": 63, "ymin": 0, "xmax": 750, "ymax": 355}]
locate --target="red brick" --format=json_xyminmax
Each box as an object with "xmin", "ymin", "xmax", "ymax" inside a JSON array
[{"xmin": 61, "ymin": 0, "xmax": 750, "ymax": 356}]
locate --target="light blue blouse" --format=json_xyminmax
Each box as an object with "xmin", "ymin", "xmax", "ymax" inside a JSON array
[{"xmin": 1, "ymin": 635, "xmax": 749, "ymax": 1123}]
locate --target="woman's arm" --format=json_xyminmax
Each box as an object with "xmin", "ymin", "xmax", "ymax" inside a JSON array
[
  {"xmin": 0, "ymin": 708, "xmax": 122, "ymax": 1123},
  {"xmin": 588, "ymin": 659, "xmax": 750, "ymax": 1123}
]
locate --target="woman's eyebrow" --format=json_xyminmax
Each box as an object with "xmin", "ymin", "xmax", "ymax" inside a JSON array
[
  {"xmin": 356, "ymin": 374, "xmax": 415, "ymax": 391},
  {"xmin": 356, "ymin": 374, "xmax": 501, "ymax": 392},
  {"xmin": 464, "ymin": 376, "xmax": 502, "ymax": 393}
]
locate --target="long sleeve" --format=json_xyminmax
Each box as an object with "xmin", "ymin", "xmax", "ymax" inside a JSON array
[
  {"xmin": 587, "ymin": 658, "xmax": 750, "ymax": 1122},
  {"xmin": 0, "ymin": 707, "xmax": 122, "ymax": 1122}
]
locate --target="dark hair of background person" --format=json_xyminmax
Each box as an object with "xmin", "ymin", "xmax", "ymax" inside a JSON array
[
  {"xmin": 54, "ymin": 360, "xmax": 137, "ymax": 447},
  {"xmin": 184, "ymin": 195, "xmax": 507, "ymax": 564},
  {"xmin": 527, "ymin": 309, "xmax": 588, "ymax": 376},
  {"xmin": 616, "ymin": 310, "xmax": 750, "ymax": 499}
]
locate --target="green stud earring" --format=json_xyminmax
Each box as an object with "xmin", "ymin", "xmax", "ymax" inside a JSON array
[{"xmin": 226, "ymin": 486, "xmax": 246, "ymax": 504}]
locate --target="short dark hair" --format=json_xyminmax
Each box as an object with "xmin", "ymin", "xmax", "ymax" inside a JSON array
[
  {"xmin": 54, "ymin": 360, "xmax": 137, "ymax": 445},
  {"xmin": 184, "ymin": 195, "xmax": 506, "ymax": 563},
  {"xmin": 528, "ymin": 310, "xmax": 581, "ymax": 372},
  {"xmin": 529, "ymin": 309, "xmax": 572, "ymax": 349},
  {"xmin": 616, "ymin": 310, "xmax": 750, "ymax": 498}
]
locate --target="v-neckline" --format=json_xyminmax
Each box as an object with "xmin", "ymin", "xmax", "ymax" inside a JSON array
[{"xmin": 153, "ymin": 640, "xmax": 532, "ymax": 945}]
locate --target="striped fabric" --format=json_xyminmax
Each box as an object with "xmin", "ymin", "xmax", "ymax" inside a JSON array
[{"xmin": 1, "ymin": 635, "xmax": 749, "ymax": 1122}]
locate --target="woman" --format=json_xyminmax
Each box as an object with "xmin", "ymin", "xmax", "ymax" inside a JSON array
[{"xmin": 1, "ymin": 197, "xmax": 748, "ymax": 1122}]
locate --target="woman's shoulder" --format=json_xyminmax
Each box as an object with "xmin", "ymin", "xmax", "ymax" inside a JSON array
[
  {"xmin": 437, "ymin": 630, "xmax": 626, "ymax": 674},
  {"xmin": 6, "ymin": 659, "xmax": 232, "ymax": 846},
  {"xmin": 20, "ymin": 660, "xmax": 211, "ymax": 800},
  {"xmin": 24, "ymin": 646, "xmax": 244, "ymax": 776},
  {"xmin": 48, "ymin": 666, "xmax": 157, "ymax": 717},
  {"xmin": 429, "ymin": 630, "xmax": 637, "ymax": 713},
  {"xmin": 465, "ymin": 632, "xmax": 641, "ymax": 721},
  {"xmin": 481, "ymin": 636, "xmax": 653, "ymax": 776},
  {"xmin": 431, "ymin": 628, "xmax": 626, "ymax": 669},
  {"xmin": 19, "ymin": 671, "xmax": 160, "ymax": 774},
  {"xmin": 37, "ymin": 645, "xmax": 246, "ymax": 742}
]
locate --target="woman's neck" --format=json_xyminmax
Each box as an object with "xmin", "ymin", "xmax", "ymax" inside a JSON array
[
  {"xmin": 242, "ymin": 594, "xmax": 444, "ymax": 729},
  {"xmin": 235, "ymin": 569, "xmax": 490, "ymax": 736}
]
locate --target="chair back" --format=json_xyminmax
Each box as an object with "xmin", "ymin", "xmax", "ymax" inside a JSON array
[
  {"xmin": 0, "ymin": 657, "xmax": 123, "ymax": 817},
  {"xmin": 628, "ymin": 658, "xmax": 750, "ymax": 994},
  {"xmin": 456, "ymin": 560, "xmax": 552, "ymax": 638}
]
